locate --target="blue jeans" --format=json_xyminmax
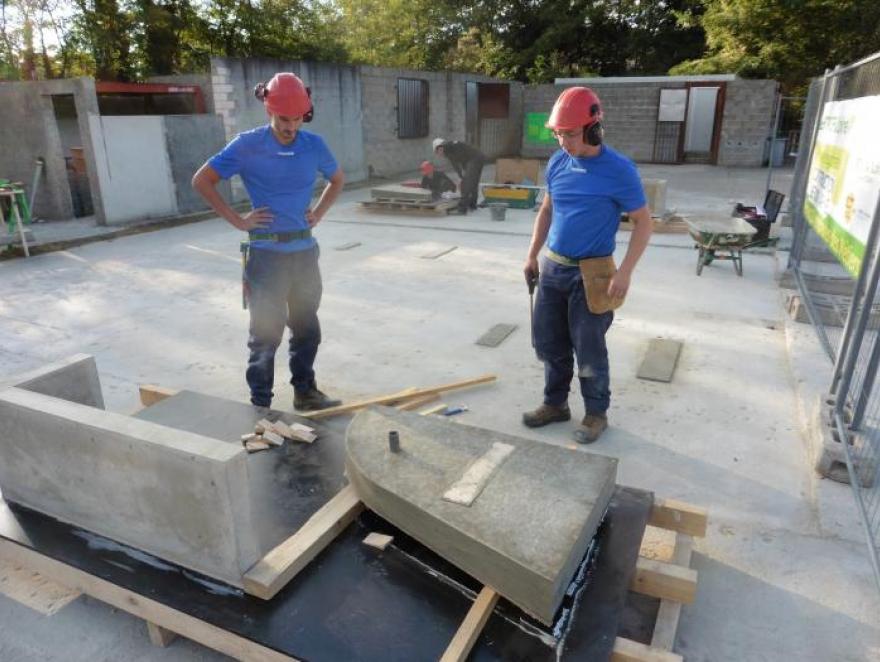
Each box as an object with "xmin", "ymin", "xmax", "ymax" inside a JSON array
[
  {"xmin": 244, "ymin": 246, "xmax": 322, "ymax": 407},
  {"xmin": 534, "ymin": 257, "xmax": 614, "ymax": 415}
]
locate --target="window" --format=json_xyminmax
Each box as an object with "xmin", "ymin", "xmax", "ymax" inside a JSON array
[
  {"xmin": 397, "ymin": 78, "xmax": 429, "ymax": 139},
  {"xmin": 478, "ymin": 83, "xmax": 510, "ymax": 119}
]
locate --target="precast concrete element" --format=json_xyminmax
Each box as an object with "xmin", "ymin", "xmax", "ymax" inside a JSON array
[
  {"xmin": 0, "ymin": 353, "xmax": 104, "ymax": 408},
  {"xmin": 345, "ymin": 406, "xmax": 617, "ymax": 625},
  {"xmin": 0, "ymin": 379, "xmax": 259, "ymax": 587}
]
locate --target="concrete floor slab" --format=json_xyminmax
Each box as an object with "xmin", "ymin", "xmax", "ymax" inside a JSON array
[{"xmin": 0, "ymin": 164, "xmax": 876, "ymax": 660}]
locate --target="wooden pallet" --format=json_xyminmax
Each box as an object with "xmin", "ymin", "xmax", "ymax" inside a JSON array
[
  {"xmin": 619, "ymin": 217, "xmax": 690, "ymax": 234},
  {"xmin": 359, "ymin": 198, "xmax": 459, "ymax": 216},
  {"xmin": 442, "ymin": 498, "xmax": 707, "ymax": 662}
]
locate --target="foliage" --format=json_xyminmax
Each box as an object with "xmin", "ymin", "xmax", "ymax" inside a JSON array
[{"xmin": 671, "ymin": 0, "xmax": 880, "ymax": 93}]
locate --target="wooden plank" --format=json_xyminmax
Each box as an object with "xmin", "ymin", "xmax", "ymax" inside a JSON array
[
  {"xmin": 396, "ymin": 393, "xmax": 440, "ymax": 411},
  {"xmin": 612, "ymin": 636, "xmax": 683, "ymax": 662},
  {"xmin": 0, "ymin": 539, "xmax": 294, "ymax": 662},
  {"xmin": 243, "ymin": 485, "xmax": 364, "ymax": 600},
  {"xmin": 649, "ymin": 499, "xmax": 708, "ymax": 538},
  {"xmin": 636, "ymin": 339, "xmax": 683, "ymax": 383},
  {"xmin": 439, "ymin": 586, "xmax": 499, "ymax": 662},
  {"xmin": 630, "ymin": 558, "xmax": 697, "ymax": 604},
  {"xmin": 301, "ymin": 375, "xmax": 496, "ymax": 420},
  {"xmin": 138, "ymin": 384, "xmax": 179, "ymax": 407},
  {"xmin": 421, "ymin": 246, "xmax": 458, "ymax": 260},
  {"xmin": 146, "ymin": 620, "xmax": 178, "ymax": 647},
  {"xmin": 420, "ymin": 403, "xmax": 448, "ymax": 416},
  {"xmin": 0, "ymin": 556, "xmax": 81, "ymax": 615},
  {"xmin": 362, "ymin": 532, "xmax": 394, "ymax": 551},
  {"xmin": 650, "ymin": 534, "xmax": 694, "ymax": 651}
]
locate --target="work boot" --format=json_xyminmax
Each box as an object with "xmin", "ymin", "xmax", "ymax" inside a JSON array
[
  {"xmin": 293, "ymin": 386, "xmax": 341, "ymax": 411},
  {"xmin": 522, "ymin": 403, "xmax": 571, "ymax": 428},
  {"xmin": 574, "ymin": 413, "xmax": 608, "ymax": 444}
]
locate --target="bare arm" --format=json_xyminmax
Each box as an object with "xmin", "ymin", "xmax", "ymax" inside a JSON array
[
  {"xmin": 191, "ymin": 164, "xmax": 271, "ymax": 232},
  {"xmin": 524, "ymin": 193, "xmax": 553, "ymax": 281},
  {"xmin": 306, "ymin": 168, "xmax": 345, "ymax": 227},
  {"xmin": 609, "ymin": 204, "xmax": 652, "ymax": 298}
]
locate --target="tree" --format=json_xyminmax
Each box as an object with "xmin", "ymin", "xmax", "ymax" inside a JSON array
[{"xmin": 671, "ymin": 0, "xmax": 880, "ymax": 93}]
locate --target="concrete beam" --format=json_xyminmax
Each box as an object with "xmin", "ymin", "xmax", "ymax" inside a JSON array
[{"xmin": 0, "ymin": 387, "xmax": 259, "ymax": 587}]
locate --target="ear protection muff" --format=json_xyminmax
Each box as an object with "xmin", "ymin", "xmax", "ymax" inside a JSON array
[
  {"xmin": 583, "ymin": 102, "xmax": 604, "ymax": 146},
  {"xmin": 253, "ymin": 81, "xmax": 315, "ymax": 123},
  {"xmin": 303, "ymin": 87, "xmax": 314, "ymax": 123}
]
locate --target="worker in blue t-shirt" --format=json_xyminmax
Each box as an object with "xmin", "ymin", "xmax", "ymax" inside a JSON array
[
  {"xmin": 192, "ymin": 72, "xmax": 345, "ymax": 412},
  {"xmin": 522, "ymin": 87, "xmax": 652, "ymax": 443}
]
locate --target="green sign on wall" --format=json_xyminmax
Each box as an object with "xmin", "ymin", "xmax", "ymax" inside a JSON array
[{"xmin": 524, "ymin": 112, "xmax": 556, "ymax": 145}]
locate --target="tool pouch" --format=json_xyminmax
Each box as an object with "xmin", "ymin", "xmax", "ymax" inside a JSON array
[{"xmin": 579, "ymin": 255, "xmax": 625, "ymax": 314}]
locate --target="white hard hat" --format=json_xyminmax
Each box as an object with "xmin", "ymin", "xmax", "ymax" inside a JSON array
[{"xmin": 432, "ymin": 138, "xmax": 445, "ymax": 151}]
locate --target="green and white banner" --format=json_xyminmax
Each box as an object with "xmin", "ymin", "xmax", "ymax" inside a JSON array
[{"xmin": 805, "ymin": 95, "xmax": 880, "ymax": 277}]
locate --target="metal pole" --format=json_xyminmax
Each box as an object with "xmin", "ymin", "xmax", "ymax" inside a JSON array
[
  {"xmin": 831, "ymin": 198, "xmax": 880, "ymax": 395},
  {"xmin": 28, "ymin": 157, "xmax": 44, "ymax": 219},
  {"xmin": 788, "ymin": 74, "xmax": 831, "ymax": 270},
  {"xmin": 834, "ymin": 409, "xmax": 880, "ymax": 591},
  {"xmin": 765, "ymin": 91, "xmax": 783, "ymax": 199},
  {"xmin": 834, "ymin": 197, "xmax": 880, "ymax": 405}
]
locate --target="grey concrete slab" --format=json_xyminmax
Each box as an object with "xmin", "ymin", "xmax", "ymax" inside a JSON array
[
  {"xmin": 475, "ymin": 322, "xmax": 518, "ymax": 347},
  {"xmin": 371, "ymin": 184, "xmax": 433, "ymax": 201},
  {"xmin": 0, "ymin": 386, "xmax": 259, "ymax": 587},
  {"xmin": 636, "ymin": 338, "xmax": 683, "ymax": 383},
  {"xmin": 345, "ymin": 406, "xmax": 617, "ymax": 624}
]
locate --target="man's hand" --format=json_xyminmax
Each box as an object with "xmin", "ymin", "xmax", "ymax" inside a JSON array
[
  {"xmin": 608, "ymin": 267, "xmax": 632, "ymax": 299},
  {"xmin": 234, "ymin": 207, "xmax": 272, "ymax": 231},
  {"xmin": 524, "ymin": 256, "xmax": 540, "ymax": 287},
  {"xmin": 305, "ymin": 208, "xmax": 323, "ymax": 227}
]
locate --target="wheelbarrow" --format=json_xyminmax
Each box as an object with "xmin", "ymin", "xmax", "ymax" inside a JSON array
[{"xmin": 686, "ymin": 217, "xmax": 758, "ymax": 277}]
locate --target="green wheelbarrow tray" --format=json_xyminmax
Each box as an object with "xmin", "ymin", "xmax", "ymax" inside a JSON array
[{"xmin": 686, "ymin": 217, "xmax": 758, "ymax": 277}]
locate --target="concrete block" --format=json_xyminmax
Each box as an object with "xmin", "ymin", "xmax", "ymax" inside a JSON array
[
  {"xmin": 346, "ymin": 407, "xmax": 617, "ymax": 625},
  {"xmin": 642, "ymin": 178, "xmax": 667, "ymax": 217},
  {"xmin": 0, "ymin": 387, "xmax": 259, "ymax": 587},
  {"xmin": 0, "ymin": 353, "xmax": 104, "ymax": 409}
]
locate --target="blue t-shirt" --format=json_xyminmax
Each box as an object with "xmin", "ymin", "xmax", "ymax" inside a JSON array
[
  {"xmin": 545, "ymin": 145, "xmax": 646, "ymax": 259},
  {"xmin": 208, "ymin": 126, "xmax": 338, "ymax": 253}
]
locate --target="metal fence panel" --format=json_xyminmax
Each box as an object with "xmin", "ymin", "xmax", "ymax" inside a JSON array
[{"xmin": 789, "ymin": 51, "xmax": 880, "ymax": 591}]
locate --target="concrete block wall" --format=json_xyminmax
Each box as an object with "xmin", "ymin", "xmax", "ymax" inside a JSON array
[
  {"xmin": 164, "ymin": 115, "xmax": 231, "ymax": 213},
  {"xmin": 210, "ymin": 57, "xmax": 367, "ymax": 201},
  {"xmin": 718, "ymin": 79, "xmax": 778, "ymax": 167},
  {"xmin": 360, "ymin": 67, "xmax": 523, "ymax": 179},
  {"xmin": 523, "ymin": 82, "xmax": 666, "ymax": 162},
  {"xmin": 524, "ymin": 79, "xmax": 777, "ymax": 167},
  {"xmin": 0, "ymin": 77, "xmax": 104, "ymax": 222}
]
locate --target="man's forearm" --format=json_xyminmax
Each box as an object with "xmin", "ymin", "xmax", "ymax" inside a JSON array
[
  {"xmin": 619, "ymin": 206, "xmax": 652, "ymax": 274},
  {"xmin": 193, "ymin": 168, "xmax": 243, "ymax": 229},
  {"xmin": 527, "ymin": 204, "xmax": 552, "ymax": 259},
  {"xmin": 313, "ymin": 180, "xmax": 343, "ymax": 217}
]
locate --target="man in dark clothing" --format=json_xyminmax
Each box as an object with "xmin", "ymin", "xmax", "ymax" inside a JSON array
[
  {"xmin": 433, "ymin": 138, "xmax": 485, "ymax": 214},
  {"xmin": 419, "ymin": 160, "xmax": 457, "ymax": 200}
]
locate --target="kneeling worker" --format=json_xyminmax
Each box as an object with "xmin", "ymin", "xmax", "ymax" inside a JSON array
[
  {"xmin": 419, "ymin": 160, "xmax": 456, "ymax": 200},
  {"xmin": 192, "ymin": 72, "xmax": 344, "ymax": 412},
  {"xmin": 522, "ymin": 87, "xmax": 652, "ymax": 443}
]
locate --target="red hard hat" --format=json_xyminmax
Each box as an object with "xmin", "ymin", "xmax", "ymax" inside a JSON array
[
  {"xmin": 264, "ymin": 73, "xmax": 312, "ymax": 118},
  {"xmin": 546, "ymin": 87, "xmax": 602, "ymax": 130},
  {"xmin": 420, "ymin": 160, "xmax": 434, "ymax": 175}
]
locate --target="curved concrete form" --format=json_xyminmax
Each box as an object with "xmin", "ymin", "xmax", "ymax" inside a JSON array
[{"xmin": 345, "ymin": 406, "xmax": 617, "ymax": 625}]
